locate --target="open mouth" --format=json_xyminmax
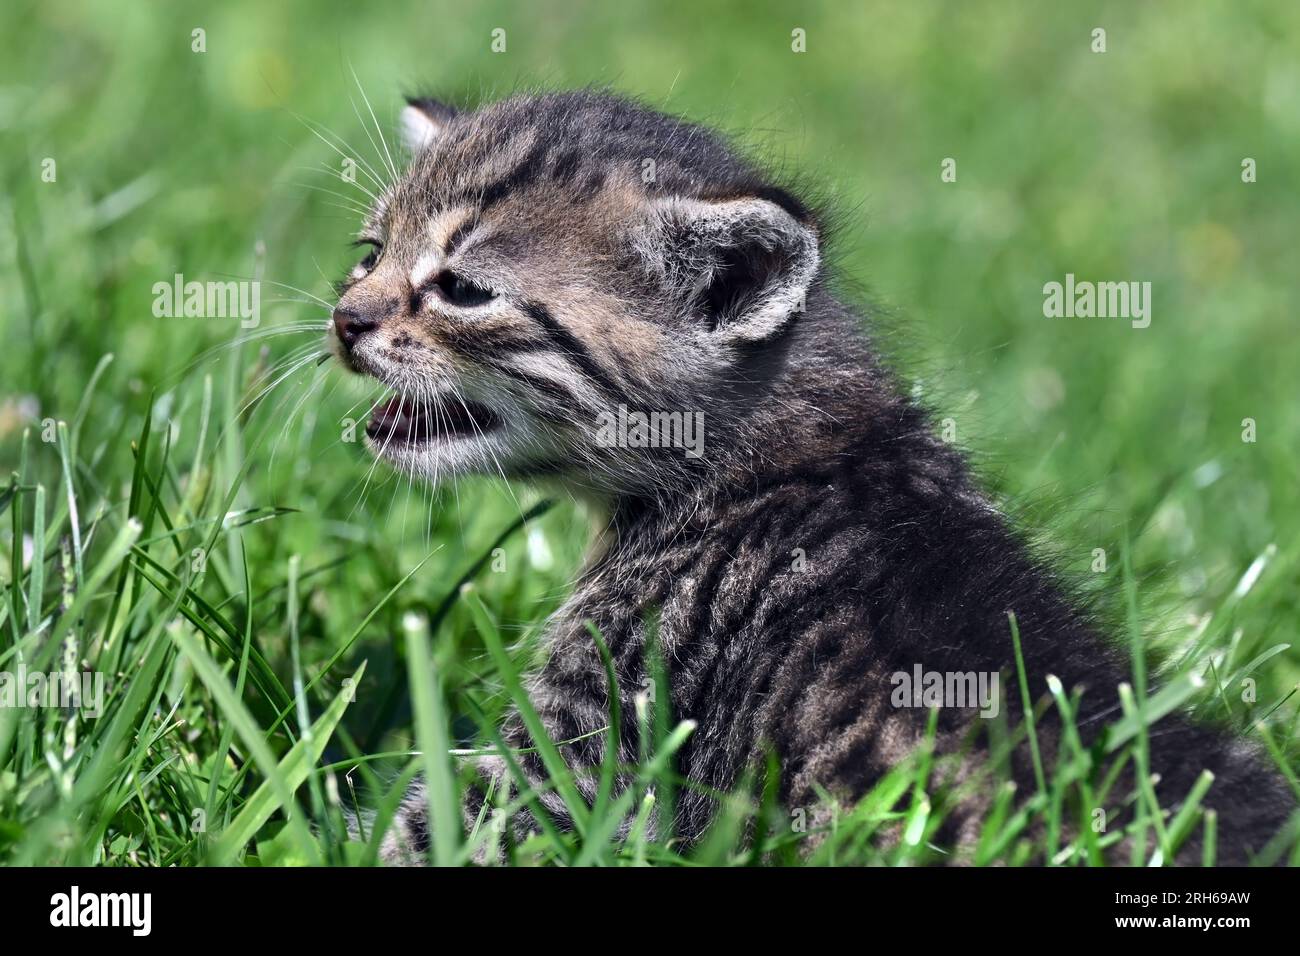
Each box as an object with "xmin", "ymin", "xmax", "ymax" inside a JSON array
[{"xmin": 366, "ymin": 394, "xmax": 501, "ymax": 445}]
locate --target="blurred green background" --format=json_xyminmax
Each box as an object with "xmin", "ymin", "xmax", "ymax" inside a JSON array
[{"xmin": 1, "ymin": 0, "xmax": 1297, "ymax": 789}]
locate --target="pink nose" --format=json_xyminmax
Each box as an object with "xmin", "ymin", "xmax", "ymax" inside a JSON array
[{"xmin": 333, "ymin": 307, "xmax": 377, "ymax": 350}]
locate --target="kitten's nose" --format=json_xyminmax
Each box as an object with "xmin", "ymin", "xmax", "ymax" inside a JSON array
[{"xmin": 332, "ymin": 307, "xmax": 378, "ymax": 350}]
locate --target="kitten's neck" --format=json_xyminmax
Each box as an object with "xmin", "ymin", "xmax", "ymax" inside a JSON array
[{"xmin": 598, "ymin": 297, "xmax": 962, "ymax": 545}]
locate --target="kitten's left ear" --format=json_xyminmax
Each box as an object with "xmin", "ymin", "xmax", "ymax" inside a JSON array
[
  {"xmin": 639, "ymin": 196, "xmax": 820, "ymax": 343},
  {"xmin": 400, "ymin": 97, "xmax": 458, "ymax": 153}
]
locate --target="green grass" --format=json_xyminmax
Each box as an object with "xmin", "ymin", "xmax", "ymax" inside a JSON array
[{"xmin": 1, "ymin": 0, "xmax": 1297, "ymax": 865}]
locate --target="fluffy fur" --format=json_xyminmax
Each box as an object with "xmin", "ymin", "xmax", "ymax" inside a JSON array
[{"xmin": 328, "ymin": 90, "xmax": 1294, "ymax": 865}]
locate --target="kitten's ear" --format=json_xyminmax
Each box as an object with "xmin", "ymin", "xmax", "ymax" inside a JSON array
[
  {"xmin": 400, "ymin": 97, "xmax": 458, "ymax": 153},
  {"xmin": 639, "ymin": 196, "xmax": 819, "ymax": 342}
]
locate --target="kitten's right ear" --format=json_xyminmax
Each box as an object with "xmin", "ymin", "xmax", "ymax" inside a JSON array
[
  {"xmin": 636, "ymin": 195, "xmax": 820, "ymax": 343},
  {"xmin": 400, "ymin": 97, "xmax": 458, "ymax": 153}
]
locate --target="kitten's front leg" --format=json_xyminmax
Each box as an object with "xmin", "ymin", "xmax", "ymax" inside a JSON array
[
  {"xmin": 379, "ymin": 757, "xmax": 513, "ymax": 866},
  {"xmin": 379, "ymin": 778, "xmax": 431, "ymax": 866},
  {"xmin": 379, "ymin": 744, "xmax": 575, "ymax": 865},
  {"xmin": 380, "ymin": 618, "xmax": 633, "ymax": 864}
]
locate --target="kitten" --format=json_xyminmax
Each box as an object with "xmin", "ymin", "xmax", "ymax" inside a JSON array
[{"xmin": 330, "ymin": 90, "xmax": 1293, "ymax": 864}]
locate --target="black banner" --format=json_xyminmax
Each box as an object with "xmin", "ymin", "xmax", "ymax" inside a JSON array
[{"xmin": 0, "ymin": 865, "xmax": 1285, "ymax": 940}]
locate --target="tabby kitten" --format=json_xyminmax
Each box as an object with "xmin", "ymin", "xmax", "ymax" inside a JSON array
[{"xmin": 330, "ymin": 91, "xmax": 1293, "ymax": 864}]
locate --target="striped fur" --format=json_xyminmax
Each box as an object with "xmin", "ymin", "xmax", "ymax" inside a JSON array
[{"xmin": 329, "ymin": 91, "xmax": 1294, "ymax": 865}]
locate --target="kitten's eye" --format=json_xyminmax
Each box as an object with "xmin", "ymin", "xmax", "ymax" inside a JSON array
[
  {"xmin": 435, "ymin": 271, "xmax": 496, "ymax": 307},
  {"xmin": 353, "ymin": 240, "xmax": 382, "ymax": 275}
]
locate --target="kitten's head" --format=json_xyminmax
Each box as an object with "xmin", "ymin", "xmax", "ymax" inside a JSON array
[{"xmin": 332, "ymin": 90, "xmax": 821, "ymax": 495}]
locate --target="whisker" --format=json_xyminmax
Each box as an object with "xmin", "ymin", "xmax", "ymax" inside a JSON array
[
  {"xmin": 349, "ymin": 63, "xmax": 400, "ymax": 185},
  {"xmin": 288, "ymin": 179, "xmax": 376, "ymax": 216},
  {"xmin": 268, "ymin": 363, "xmax": 330, "ymax": 474},
  {"xmin": 287, "ymin": 109, "xmax": 389, "ymax": 196}
]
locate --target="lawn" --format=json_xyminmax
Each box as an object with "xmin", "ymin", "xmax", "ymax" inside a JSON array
[{"xmin": 1, "ymin": 0, "xmax": 1297, "ymax": 865}]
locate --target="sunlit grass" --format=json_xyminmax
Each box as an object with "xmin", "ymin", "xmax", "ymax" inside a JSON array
[{"xmin": 1, "ymin": 0, "xmax": 1297, "ymax": 865}]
